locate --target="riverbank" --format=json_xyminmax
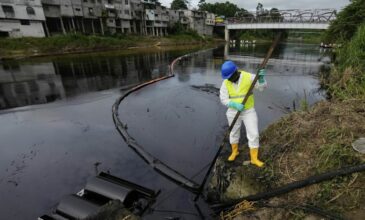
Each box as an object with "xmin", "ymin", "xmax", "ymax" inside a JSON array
[
  {"xmin": 0, "ymin": 34, "xmax": 221, "ymax": 60},
  {"xmin": 208, "ymin": 20, "xmax": 365, "ymax": 220}
]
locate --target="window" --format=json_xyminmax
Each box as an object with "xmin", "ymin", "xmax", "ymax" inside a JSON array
[
  {"xmin": 26, "ymin": 7, "xmax": 35, "ymax": 15},
  {"xmin": 2, "ymin": 5, "xmax": 15, "ymax": 17},
  {"xmin": 124, "ymin": 10, "xmax": 129, "ymax": 15},
  {"xmin": 75, "ymin": 8, "xmax": 81, "ymax": 12},
  {"xmin": 125, "ymin": 0, "xmax": 129, "ymax": 5},
  {"xmin": 88, "ymin": 7, "xmax": 94, "ymax": 15},
  {"xmin": 20, "ymin": 20, "xmax": 30, "ymax": 25}
]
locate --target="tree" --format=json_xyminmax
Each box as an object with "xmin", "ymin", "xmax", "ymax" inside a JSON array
[
  {"xmin": 171, "ymin": 0, "xmax": 189, "ymax": 10},
  {"xmin": 324, "ymin": 0, "xmax": 365, "ymax": 42},
  {"xmin": 256, "ymin": 3, "xmax": 264, "ymax": 15},
  {"xmin": 198, "ymin": 1, "xmax": 241, "ymax": 18},
  {"xmin": 269, "ymin": 8, "xmax": 282, "ymax": 22}
]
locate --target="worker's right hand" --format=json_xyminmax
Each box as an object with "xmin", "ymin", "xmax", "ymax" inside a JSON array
[{"xmin": 228, "ymin": 101, "xmax": 245, "ymax": 111}]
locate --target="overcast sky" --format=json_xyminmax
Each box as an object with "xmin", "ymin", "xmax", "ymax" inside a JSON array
[{"xmin": 160, "ymin": 0, "xmax": 350, "ymax": 11}]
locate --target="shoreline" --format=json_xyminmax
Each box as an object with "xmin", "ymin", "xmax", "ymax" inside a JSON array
[{"xmin": 0, "ymin": 35, "xmax": 224, "ymax": 60}]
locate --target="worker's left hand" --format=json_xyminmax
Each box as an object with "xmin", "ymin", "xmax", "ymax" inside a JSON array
[{"xmin": 258, "ymin": 69, "xmax": 266, "ymax": 83}]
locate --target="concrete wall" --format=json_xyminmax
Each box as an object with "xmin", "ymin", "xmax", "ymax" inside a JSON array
[
  {"xmin": 0, "ymin": 0, "xmax": 45, "ymax": 21},
  {"xmin": 0, "ymin": 0, "xmax": 46, "ymax": 37},
  {"xmin": 60, "ymin": 0, "xmax": 74, "ymax": 17},
  {"xmin": 0, "ymin": 20, "xmax": 45, "ymax": 37},
  {"xmin": 42, "ymin": 4, "xmax": 61, "ymax": 18}
]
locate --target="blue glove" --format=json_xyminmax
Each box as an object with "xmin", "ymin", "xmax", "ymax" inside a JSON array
[
  {"xmin": 258, "ymin": 69, "xmax": 266, "ymax": 84},
  {"xmin": 228, "ymin": 101, "xmax": 245, "ymax": 111}
]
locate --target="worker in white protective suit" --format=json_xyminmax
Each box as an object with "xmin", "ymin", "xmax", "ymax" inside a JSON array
[{"xmin": 219, "ymin": 60, "xmax": 267, "ymax": 167}]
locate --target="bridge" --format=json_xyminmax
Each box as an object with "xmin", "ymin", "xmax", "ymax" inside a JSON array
[{"xmin": 225, "ymin": 9, "xmax": 337, "ymax": 41}]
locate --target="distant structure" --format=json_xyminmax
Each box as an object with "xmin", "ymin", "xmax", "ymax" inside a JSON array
[
  {"xmin": 0, "ymin": 0, "xmax": 46, "ymax": 37},
  {"xmin": 0, "ymin": 0, "xmax": 216, "ymax": 38},
  {"xmin": 225, "ymin": 9, "xmax": 336, "ymax": 41}
]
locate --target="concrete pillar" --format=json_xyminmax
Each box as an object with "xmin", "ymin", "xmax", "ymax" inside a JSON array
[
  {"xmin": 100, "ymin": 18, "xmax": 104, "ymax": 35},
  {"xmin": 133, "ymin": 21, "xmax": 137, "ymax": 33},
  {"xmin": 224, "ymin": 43, "xmax": 228, "ymax": 59},
  {"xmin": 71, "ymin": 17, "xmax": 76, "ymax": 33},
  {"xmin": 60, "ymin": 17, "xmax": 66, "ymax": 35},
  {"xmin": 43, "ymin": 21, "xmax": 50, "ymax": 37},
  {"xmin": 81, "ymin": 18, "xmax": 85, "ymax": 33},
  {"xmin": 152, "ymin": 27, "xmax": 155, "ymax": 36},
  {"xmin": 91, "ymin": 19, "xmax": 95, "ymax": 34},
  {"xmin": 225, "ymin": 27, "xmax": 229, "ymax": 42}
]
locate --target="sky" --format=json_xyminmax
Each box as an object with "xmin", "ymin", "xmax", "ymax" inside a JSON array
[{"xmin": 160, "ymin": 0, "xmax": 350, "ymax": 11}]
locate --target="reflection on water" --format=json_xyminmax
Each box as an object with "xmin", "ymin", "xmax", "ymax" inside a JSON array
[
  {"xmin": 228, "ymin": 42, "xmax": 333, "ymax": 62},
  {"xmin": 0, "ymin": 51, "xmax": 176, "ymax": 110}
]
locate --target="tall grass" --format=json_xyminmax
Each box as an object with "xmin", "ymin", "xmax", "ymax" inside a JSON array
[{"xmin": 325, "ymin": 23, "xmax": 365, "ymax": 100}]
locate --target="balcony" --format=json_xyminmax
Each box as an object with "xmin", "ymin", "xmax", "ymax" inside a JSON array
[
  {"xmin": 192, "ymin": 11, "xmax": 203, "ymax": 18},
  {"xmin": 205, "ymin": 20, "xmax": 215, "ymax": 26},
  {"xmin": 41, "ymin": 0, "xmax": 61, "ymax": 6},
  {"xmin": 104, "ymin": 4, "xmax": 115, "ymax": 10},
  {"xmin": 180, "ymin": 17, "xmax": 189, "ymax": 24},
  {"xmin": 142, "ymin": 0, "xmax": 156, "ymax": 5},
  {"xmin": 106, "ymin": 18, "xmax": 116, "ymax": 27}
]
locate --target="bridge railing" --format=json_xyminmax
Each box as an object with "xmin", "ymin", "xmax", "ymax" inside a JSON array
[{"xmin": 227, "ymin": 9, "xmax": 336, "ymax": 24}]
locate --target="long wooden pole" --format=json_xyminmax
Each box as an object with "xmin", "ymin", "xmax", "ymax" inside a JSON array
[{"xmin": 194, "ymin": 32, "xmax": 282, "ymax": 202}]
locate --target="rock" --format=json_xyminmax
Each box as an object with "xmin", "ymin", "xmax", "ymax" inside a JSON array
[{"xmin": 352, "ymin": 137, "xmax": 365, "ymax": 154}]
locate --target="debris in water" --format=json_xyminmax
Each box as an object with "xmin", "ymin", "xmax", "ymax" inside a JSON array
[{"xmin": 191, "ymin": 84, "xmax": 219, "ymax": 96}]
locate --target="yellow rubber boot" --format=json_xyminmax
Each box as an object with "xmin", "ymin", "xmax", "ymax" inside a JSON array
[
  {"xmin": 250, "ymin": 148, "xmax": 264, "ymax": 167},
  {"xmin": 228, "ymin": 144, "xmax": 239, "ymax": 161}
]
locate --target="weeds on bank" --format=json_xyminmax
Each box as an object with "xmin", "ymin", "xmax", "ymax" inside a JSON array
[
  {"xmin": 322, "ymin": 23, "xmax": 365, "ymax": 101},
  {"xmin": 0, "ymin": 33, "xmax": 207, "ymax": 57},
  {"xmin": 317, "ymin": 143, "xmax": 360, "ymax": 173}
]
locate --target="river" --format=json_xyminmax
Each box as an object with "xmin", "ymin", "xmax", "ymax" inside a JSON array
[{"xmin": 0, "ymin": 43, "xmax": 331, "ymax": 219}]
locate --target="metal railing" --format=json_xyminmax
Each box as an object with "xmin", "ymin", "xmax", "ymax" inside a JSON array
[{"xmin": 227, "ymin": 9, "xmax": 336, "ymax": 24}]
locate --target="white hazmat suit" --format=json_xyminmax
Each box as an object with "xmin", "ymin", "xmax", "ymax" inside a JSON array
[{"xmin": 219, "ymin": 72, "xmax": 267, "ymax": 148}]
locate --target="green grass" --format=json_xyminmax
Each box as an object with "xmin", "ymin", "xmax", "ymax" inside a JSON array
[
  {"xmin": 0, "ymin": 33, "xmax": 210, "ymax": 58},
  {"xmin": 323, "ymin": 23, "xmax": 365, "ymax": 100}
]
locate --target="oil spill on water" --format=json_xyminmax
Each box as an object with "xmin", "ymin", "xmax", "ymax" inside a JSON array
[{"xmin": 0, "ymin": 44, "xmax": 330, "ymax": 219}]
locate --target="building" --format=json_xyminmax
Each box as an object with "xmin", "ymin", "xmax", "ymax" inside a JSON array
[
  {"xmin": 41, "ymin": 0, "xmax": 133, "ymax": 35},
  {"xmin": 181, "ymin": 10, "xmax": 215, "ymax": 36},
  {"xmin": 0, "ymin": 0, "xmax": 46, "ymax": 37},
  {"xmin": 204, "ymin": 11, "xmax": 215, "ymax": 36},
  {"xmin": 1, "ymin": 0, "xmax": 216, "ymax": 37},
  {"xmin": 168, "ymin": 9, "xmax": 189, "ymax": 30}
]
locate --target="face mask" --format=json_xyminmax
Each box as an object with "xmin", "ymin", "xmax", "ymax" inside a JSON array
[{"xmin": 229, "ymin": 71, "xmax": 239, "ymax": 83}]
